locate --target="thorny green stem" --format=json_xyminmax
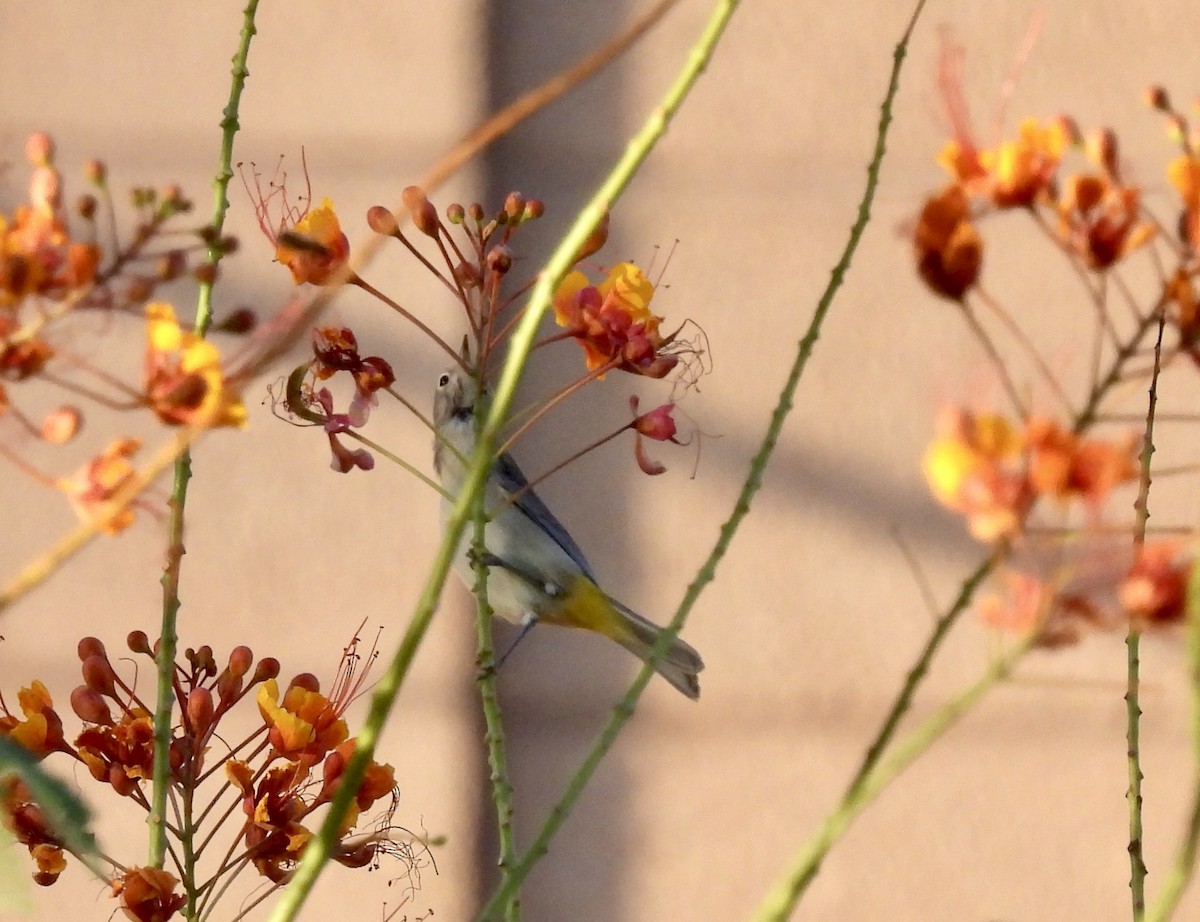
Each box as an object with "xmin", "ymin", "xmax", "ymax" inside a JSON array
[
  {"xmin": 476, "ymin": 0, "xmax": 909, "ymax": 916},
  {"xmin": 149, "ymin": 0, "xmax": 259, "ymax": 891},
  {"xmin": 1127, "ymin": 309, "xmax": 1166, "ymax": 917},
  {"xmin": 469, "ymin": 381, "xmax": 521, "ymax": 922}
]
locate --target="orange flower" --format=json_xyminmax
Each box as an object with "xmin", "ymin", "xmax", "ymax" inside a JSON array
[
  {"xmin": 942, "ymin": 118, "xmax": 1069, "ymax": 208},
  {"xmin": 1057, "ymin": 173, "xmax": 1154, "ymax": 269},
  {"xmin": 1, "ymin": 778, "xmax": 68, "ymax": 885},
  {"xmin": 1119, "ymin": 541, "xmax": 1191, "ymax": 624},
  {"xmin": 55, "ymin": 438, "xmax": 141, "ymax": 534},
  {"xmin": 913, "ymin": 185, "xmax": 982, "ymax": 300},
  {"xmin": 0, "ymin": 134, "xmax": 100, "ymax": 307},
  {"xmin": 1025, "ymin": 416, "xmax": 1137, "ymax": 507},
  {"xmin": 257, "ymin": 677, "xmax": 348, "ymax": 765},
  {"xmin": 0, "ymin": 680, "xmax": 65, "ymax": 759},
  {"xmin": 274, "ymin": 198, "xmax": 350, "ymax": 286},
  {"xmin": 553, "ymin": 262, "xmax": 678, "ymax": 378},
  {"xmin": 76, "ymin": 709, "xmax": 156, "ymax": 795},
  {"xmin": 144, "ymin": 302, "xmax": 247, "ymax": 428},
  {"xmin": 1167, "ymin": 154, "xmax": 1200, "ymax": 250},
  {"xmin": 923, "ymin": 408, "xmax": 1029, "ymax": 541},
  {"xmin": 112, "ymin": 866, "xmax": 186, "ymax": 922},
  {"xmin": 0, "ymin": 312, "xmax": 54, "ymax": 379},
  {"xmin": 318, "ymin": 738, "xmax": 397, "ymax": 833}
]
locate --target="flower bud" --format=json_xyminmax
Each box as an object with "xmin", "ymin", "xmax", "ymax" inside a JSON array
[
  {"xmin": 41, "ymin": 406, "xmax": 81, "ymax": 444},
  {"xmin": 467, "ymin": 202, "xmax": 485, "ymax": 223},
  {"xmin": 228, "ymin": 645, "xmax": 253, "ymax": 678},
  {"xmin": 523, "ymin": 199, "xmax": 545, "ymax": 221},
  {"xmin": 76, "ymin": 193, "xmax": 98, "ymax": 220},
  {"xmin": 78, "ymin": 637, "xmax": 106, "ymax": 661},
  {"xmin": 1086, "ymin": 127, "xmax": 1119, "ymax": 178},
  {"xmin": 446, "ymin": 203, "xmax": 465, "ymax": 224},
  {"xmin": 81, "ymin": 655, "xmax": 117, "ymax": 697},
  {"xmin": 1145, "ymin": 85, "xmax": 1171, "ymax": 112},
  {"xmin": 84, "ymin": 159, "xmax": 107, "ymax": 185},
  {"xmin": 574, "ymin": 211, "xmax": 610, "ymax": 263},
  {"xmin": 186, "ymin": 688, "xmax": 214, "ymax": 736},
  {"xmin": 216, "ymin": 307, "xmax": 256, "ymax": 334},
  {"xmin": 504, "ymin": 191, "xmax": 526, "ymax": 221},
  {"xmin": 367, "ymin": 205, "xmax": 399, "ymax": 236},
  {"xmin": 253, "ymin": 657, "xmax": 281, "ymax": 683},
  {"xmin": 108, "ymin": 764, "xmax": 136, "ymax": 797},
  {"xmin": 70, "ymin": 685, "xmax": 113, "ymax": 725},
  {"xmin": 288, "ymin": 672, "xmax": 320, "ymax": 694},
  {"xmin": 25, "ymin": 132, "xmax": 54, "ymax": 166},
  {"xmin": 127, "ymin": 630, "xmax": 152, "ymax": 655}
]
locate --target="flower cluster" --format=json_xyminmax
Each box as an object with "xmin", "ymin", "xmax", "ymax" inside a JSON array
[
  {"xmin": 914, "ymin": 67, "xmax": 1200, "ymax": 649},
  {"xmin": 924, "ymin": 408, "xmax": 1139, "ymax": 543},
  {"xmin": 259, "ymin": 171, "xmax": 705, "ymax": 481},
  {"xmin": 0, "ymin": 133, "xmax": 249, "ymax": 537},
  {"xmin": 0, "ymin": 631, "xmax": 418, "ymax": 918},
  {"xmin": 552, "ymin": 262, "xmax": 680, "ymax": 378}
]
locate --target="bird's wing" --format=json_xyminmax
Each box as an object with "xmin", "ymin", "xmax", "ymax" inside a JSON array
[{"xmin": 494, "ymin": 451, "xmax": 596, "ymax": 580}]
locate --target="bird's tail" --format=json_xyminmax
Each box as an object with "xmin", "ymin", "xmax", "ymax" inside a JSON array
[{"xmin": 609, "ymin": 598, "xmax": 704, "ymax": 700}]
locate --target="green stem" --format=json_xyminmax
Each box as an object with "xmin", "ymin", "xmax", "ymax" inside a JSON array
[
  {"xmin": 475, "ymin": 1, "xmax": 916, "ymax": 917},
  {"xmin": 470, "ymin": 380, "xmax": 521, "ymax": 922},
  {"xmin": 748, "ymin": 637, "xmax": 1033, "ymax": 922},
  {"xmin": 1128, "ymin": 309, "xmax": 1166, "ymax": 917},
  {"xmin": 147, "ymin": 0, "xmax": 259, "ymax": 879}
]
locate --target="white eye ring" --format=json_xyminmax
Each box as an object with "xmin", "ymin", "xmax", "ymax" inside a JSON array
[{"xmin": 438, "ymin": 373, "xmax": 451, "ymax": 387}]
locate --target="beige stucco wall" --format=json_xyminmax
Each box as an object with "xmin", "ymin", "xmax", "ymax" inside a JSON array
[{"xmin": 2, "ymin": 2, "xmax": 1199, "ymax": 920}]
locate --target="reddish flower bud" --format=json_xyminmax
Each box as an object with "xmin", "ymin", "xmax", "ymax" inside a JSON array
[
  {"xmin": 70, "ymin": 685, "xmax": 113, "ymax": 725},
  {"xmin": 446, "ymin": 203, "xmax": 465, "ymax": 224},
  {"xmin": 84, "ymin": 158, "xmax": 107, "ymax": 185},
  {"xmin": 228, "ymin": 645, "xmax": 253, "ymax": 677},
  {"xmin": 413, "ymin": 200, "xmax": 439, "ymax": 237},
  {"xmin": 1145, "ymin": 85, "xmax": 1171, "ymax": 112},
  {"xmin": 253, "ymin": 657, "xmax": 281, "ymax": 683},
  {"xmin": 574, "ymin": 210, "xmax": 610, "ymax": 263},
  {"xmin": 127, "ymin": 631, "xmax": 152, "ymax": 655},
  {"xmin": 25, "ymin": 132, "xmax": 54, "ymax": 166},
  {"xmin": 1086, "ymin": 127, "xmax": 1119, "ymax": 178},
  {"xmin": 76, "ymin": 193, "xmax": 98, "ymax": 220},
  {"xmin": 186, "ymin": 688, "xmax": 214, "ymax": 736},
  {"xmin": 367, "ymin": 205, "xmax": 399, "ymax": 236},
  {"xmin": 155, "ymin": 251, "xmax": 187, "ymax": 281},
  {"xmin": 504, "ymin": 191, "xmax": 526, "ymax": 221},
  {"xmin": 524, "ymin": 199, "xmax": 545, "ymax": 221},
  {"xmin": 468, "ymin": 202, "xmax": 485, "ymax": 223},
  {"xmin": 216, "ymin": 307, "xmax": 257, "ymax": 334},
  {"xmin": 108, "ymin": 764, "xmax": 136, "ymax": 797},
  {"xmin": 41, "ymin": 406, "xmax": 81, "ymax": 444},
  {"xmin": 77, "ymin": 637, "xmax": 106, "ymax": 661},
  {"xmin": 288, "ymin": 673, "xmax": 320, "ymax": 694},
  {"xmin": 81, "ymin": 655, "xmax": 117, "ymax": 697}
]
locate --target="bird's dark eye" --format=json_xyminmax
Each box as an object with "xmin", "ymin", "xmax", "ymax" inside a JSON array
[{"xmin": 438, "ymin": 373, "xmax": 451, "ymax": 387}]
